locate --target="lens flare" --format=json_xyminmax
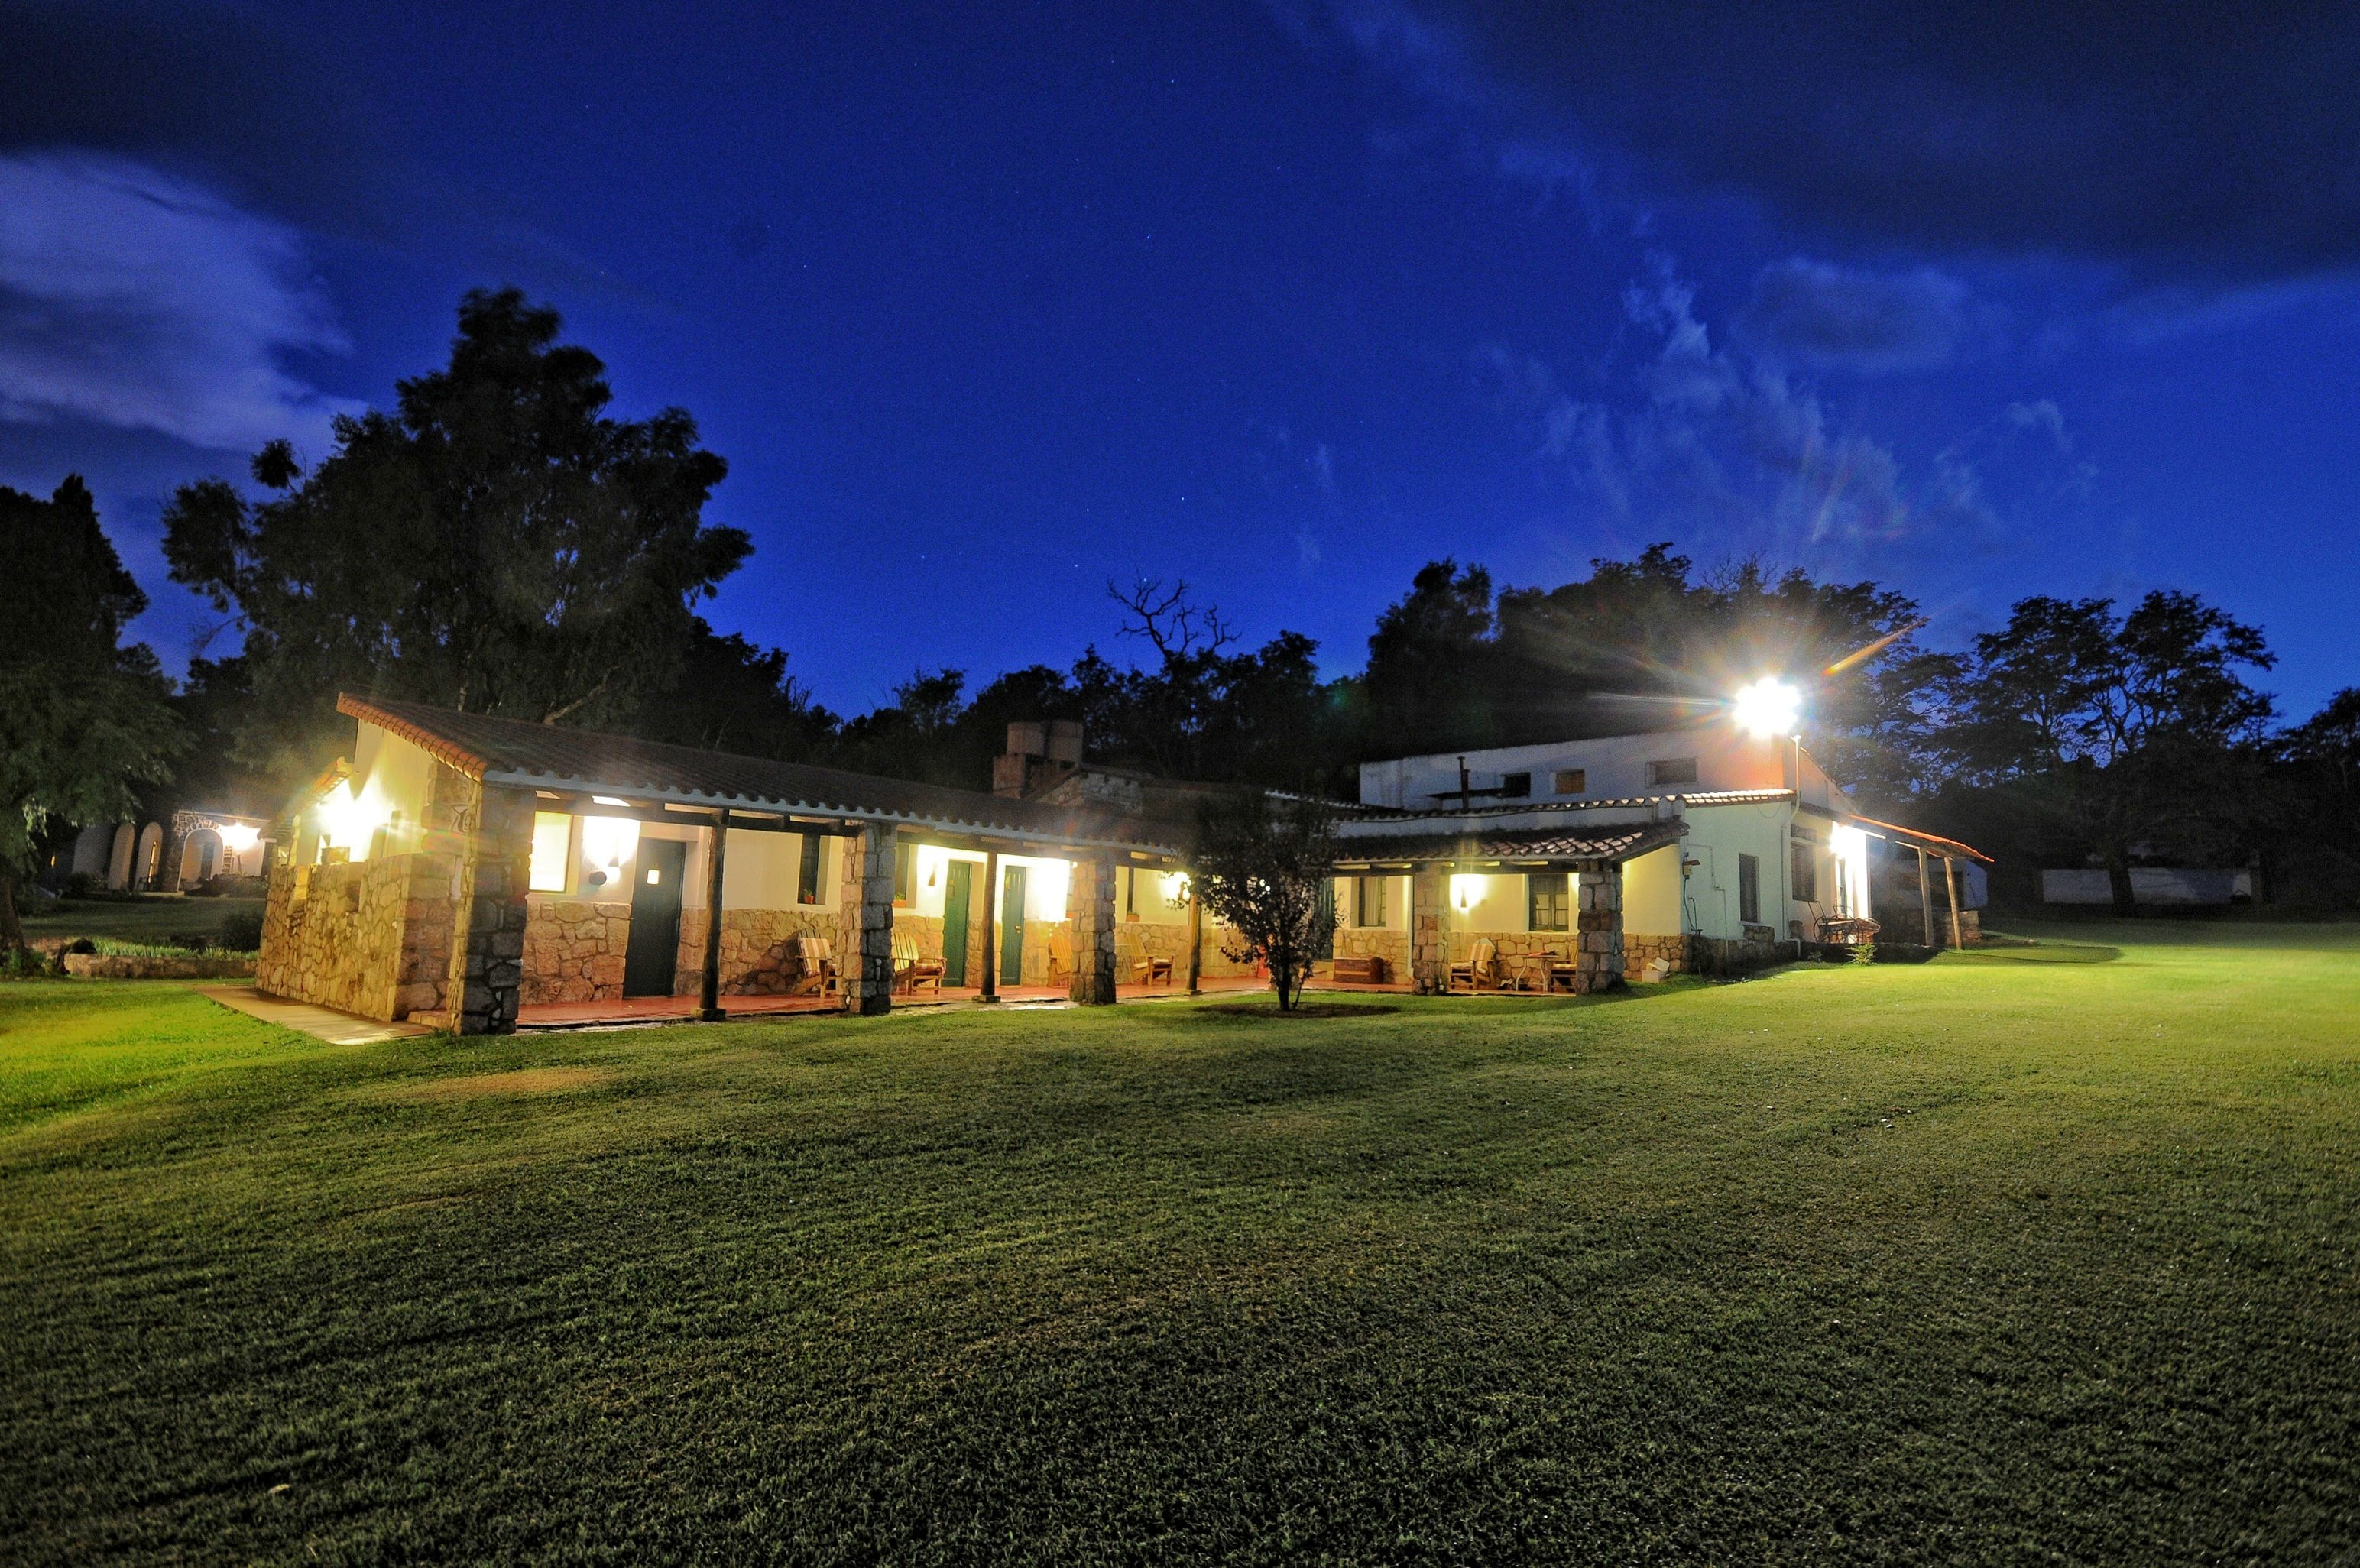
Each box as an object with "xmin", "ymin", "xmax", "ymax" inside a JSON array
[{"xmin": 1732, "ymin": 678, "xmax": 1803, "ymax": 739}]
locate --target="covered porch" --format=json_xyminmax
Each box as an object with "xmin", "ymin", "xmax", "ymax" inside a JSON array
[{"xmin": 262, "ymin": 695, "xmax": 1240, "ymax": 1034}]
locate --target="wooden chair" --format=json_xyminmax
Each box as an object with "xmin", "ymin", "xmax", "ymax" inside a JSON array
[
  {"xmin": 1447, "ymin": 938, "xmax": 1501, "ymax": 993},
  {"xmin": 1540, "ymin": 951, "xmax": 1578, "ymax": 993},
  {"xmin": 1132, "ymin": 954, "xmax": 1175, "ymax": 986},
  {"xmin": 893, "ymin": 931, "xmax": 945, "ymax": 995},
  {"xmin": 792, "ymin": 935, "xmax": 837, "ymax": 996}
]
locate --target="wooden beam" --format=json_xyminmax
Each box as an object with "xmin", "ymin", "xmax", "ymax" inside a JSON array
[
  {"xmin": 1943, "ymin": 854, "xmax": 1965, "ymax": 949},
  {"xmin": 978, "ymin": 849, "xmax": 1001, "ymax": 1003},
  {"xmin": 699, "ymin": 812, "xmax": 728, "ymax": 1021},
  {"xmin": 1185, "ymin": 874, "xmax": 1203, "ymax": 996},
  {"xmin": 1916, "ymin": 845, "xmax": 1936, "ymax": 948}
]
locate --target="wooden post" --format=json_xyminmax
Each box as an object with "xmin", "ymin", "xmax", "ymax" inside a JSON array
[
  {"xmin": 1185, "ymin": 872, "xmax": 1203, "ymax": 995},
  {"xmin": 699, "ymin": 812, "xmax": 728, "ymax": 1020},
  {"xmin": 977, "ymin": 848, "xmax": 1001, "ymax": 1002},
  {"xmin": 1915, "ymin": 845, "xmax": 1936, "ymax": 948},
  {"xmin": 1943, "ymin": 855, "xmax": 1965, "ymax": 949}
]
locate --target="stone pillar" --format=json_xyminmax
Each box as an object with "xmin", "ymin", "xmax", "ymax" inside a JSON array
[
  {"xmin": 446, "ymin": 781, "xmax": 534, "ymax": 1035},
  {"xmin": 1574, "ymin": 866, "xmax": 1625, "ymax": 994},
  {"xmin": 1065, "ymin": 851, "xmax": 1118, "ymax": 1004},
  {"xmin": 1409, "ymin": 866, "xmax": 1447, "ymax": 995},
  {"xmin": 837, "ymin": 824, "xmax": 897, "ymax": 1016}
]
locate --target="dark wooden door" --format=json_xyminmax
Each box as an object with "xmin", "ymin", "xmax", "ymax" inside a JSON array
[
  {"xmin": 942, "ymin": 860, "xmax": 972, "ymax": 986},
  {"xmin": 623, "ymin": 837, "xmax": 688, "ymax": 997},
  {"xmin": 999, "ymin": 864, "xmax": 1026, "ymax": 986}
]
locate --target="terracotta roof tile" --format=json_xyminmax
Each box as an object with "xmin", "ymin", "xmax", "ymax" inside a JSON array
[{"xmin": 338, "ymin": 694, "xmax": 1182, "ymax": 854}]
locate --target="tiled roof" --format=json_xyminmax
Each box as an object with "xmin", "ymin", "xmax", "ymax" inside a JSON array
[
  {"xmin": 338, "ymin": 694, "xmax": 1182, "ymax": 854},
  {"xmin": 1344, "ymin": 787, "xmax": 1791, "ymax": 823},
  {"xmin": 1331, "ymin": 818, "xmax": 1687, "ymax": 867}
]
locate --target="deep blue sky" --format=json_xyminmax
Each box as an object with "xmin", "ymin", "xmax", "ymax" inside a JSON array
[{"xmin": 4, "ymin": 2, "xmax": 2356, "ymax": 719}]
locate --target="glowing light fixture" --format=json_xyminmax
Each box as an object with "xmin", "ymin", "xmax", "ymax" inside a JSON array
[
  {"xmin": 1450, "ymin": 873, "xmax": 1480, "ymax": 911},
  {"xmin": 1732, "ymin": 677, "xmax": 1803, "ymax": 739},
  {"xmin": 217, "ymin": 822, "xmax": 261, "ymax": 855}
]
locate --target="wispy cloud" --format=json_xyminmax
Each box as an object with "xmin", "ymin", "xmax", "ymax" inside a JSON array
[
  {"xmin": 0, "ymin": 152, "xmax": 358, "ymax": 452},
  {"xmin": 1735, "ymin": 258, "xmax": 1973, "ymax": 375},
  {"xmin": 1490, "ymin": 260, "xmax": 2042, "ymax": 561}
]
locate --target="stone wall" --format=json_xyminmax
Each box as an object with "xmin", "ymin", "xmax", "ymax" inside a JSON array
[
  {"xmin": 671, "ymin": 905, "xmax": 840, "ymax": 998},
  {"xmin": 1410, "ymin": 867, "xmax": 1447, "ymax": 994},
  {"xmin": 256, "ymin": 850, "xmax": 455, "ymax": 1022},
  {"xmin": 1624, "ymin": 933, "xmax": 1688, "ymax": 982},
  {"xmin": 1120, "ymin": 917, "xmax": 1260, "ymax": 983},
  {"xmin": 1332, "ymin": 925, "xmax": 1410, "ymax": 983},
  {"xmin": 1065, "ymin": 851, "xmax": 1118, "ymax": 1004},
  {"xmin": 443, "ymin": 779, "xmax": 535, "ymax": 1035},
  {"xmin": 1621, "ymin": 931, "xmax": 1800, "ymax": 981},
  {"xmin": 837, "ymin": 824, "xmax": 897, "ymax": 1015},
  {"xmin": 524, "ymin": 899, "xmax": 632, "ymax": 1005}
]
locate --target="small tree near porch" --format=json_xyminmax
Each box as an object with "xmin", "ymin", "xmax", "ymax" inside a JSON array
[{"xmin": 1190, "ymin": 790, "xmax": 1339, "ymax": 1011}]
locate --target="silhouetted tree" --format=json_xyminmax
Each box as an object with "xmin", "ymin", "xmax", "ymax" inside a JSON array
[
  {"xmin": 0, "ymin": 478, "xmax": 184, "ymax": 957},
  {"xmin": 1943, "ymin": 591, "xmax": 2276, "ymax": 911},
  {"xmin": 162, "ymin": 287, "xmax": 744, "ymax": 784}
]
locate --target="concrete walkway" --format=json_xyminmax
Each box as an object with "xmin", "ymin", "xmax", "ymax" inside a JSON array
[{"xmin": 199, "ymin": 986, "xmax": 436, "ymax": 1045}]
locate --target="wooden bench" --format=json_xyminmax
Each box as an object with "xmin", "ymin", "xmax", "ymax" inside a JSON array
[
  {"xmin": 1330, "ymin": 955, "xmax": 1389, "ymax": 986},
  {"xmin": 1132, "ymin": 954, "xmax": 1175, "ymax": 986}
]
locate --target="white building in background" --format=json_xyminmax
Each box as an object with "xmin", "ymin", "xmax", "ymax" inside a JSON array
[{"xmin": 1331, "ymin": 716, "xmax": 1988, "ymax": 987}]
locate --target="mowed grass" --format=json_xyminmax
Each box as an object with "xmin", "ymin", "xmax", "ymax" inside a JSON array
[{"xmin": 4, "ymin": 927, "xmax": 2358, "ymax": 1564}]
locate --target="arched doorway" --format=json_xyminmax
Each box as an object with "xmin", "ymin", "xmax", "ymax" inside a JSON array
[
  {"xmin": 180, "ymin": 828, "xmax": 223, "ymax": 888},
  {"xmin": 134, "ymin": 823, "xmax": 164, "ymax": 890},
  {"xmin": 107, "ymin": 824, "xmax": 136, "ymax": 890}
]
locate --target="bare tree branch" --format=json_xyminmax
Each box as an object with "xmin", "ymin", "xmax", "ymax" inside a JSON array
[{"xmin": 1109, "ymin": 577, "xmax": 1234, "ymax": 662}]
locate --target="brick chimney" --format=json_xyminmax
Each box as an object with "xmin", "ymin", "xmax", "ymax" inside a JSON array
[{"xmin": 993, "ymin": 720, "xmax": 1084, "ymax": 797}]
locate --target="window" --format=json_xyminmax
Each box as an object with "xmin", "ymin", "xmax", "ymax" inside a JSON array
[
  {"xmin": 1739, "ymin": 853, "xmax": 1761, "ymax": 925},
  {"xmin": 796, "ymin": 834, "xmax": 824, "ymax": 905},
  {"xmin": 1528, "ymin": 871, "xmax": 1570, "ymax": 932},
  {"xmin": 1499, "ymin": 771, "xmax": 1531, "ymax": 799},
  {"xmin": 893, "ymin": 841, "xmax": 915, "ymax": 905},
  {"xmin": 1553, "ymin": 768, "xmax": 1587, "ymax": 796},
  {"xmin": 1647, "ymin": 757, "xmax": 1699, "ymax": 786},
  {"xmin": 1791, "ymin": 841, "xmax": 1818, "ymax": 903},
  {"xmin": 528, "ymin": 812, "xmax": 572, "ymax": 893},
  {"xmin": 1355, "ymin": 875, "xmax": 1387, "ymax": 928}
]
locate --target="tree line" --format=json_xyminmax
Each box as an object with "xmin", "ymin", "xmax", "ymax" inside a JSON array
[{"xmin": 6, "ymin": 289, "xmax": 2355, "ymax": 951}]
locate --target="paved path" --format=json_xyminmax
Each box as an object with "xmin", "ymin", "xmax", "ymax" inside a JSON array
[{"xmin": 198, "ymin": 986, "xmax": 436, "ymax": 1045}]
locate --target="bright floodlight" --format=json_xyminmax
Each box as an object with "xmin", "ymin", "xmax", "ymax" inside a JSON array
[{"xmin": 1733, "ymin": 677, "xmax": 1803, "ymax": 739}]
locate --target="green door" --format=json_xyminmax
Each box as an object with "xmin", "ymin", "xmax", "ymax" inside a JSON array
[
  {"xmin": 942, "ymin": 860, "xmax": 972, "ymax": 986},
  {"xmin": 622, "ymin": 837, "xmax": 688, "ymax": 997},
  {"xmin": 1000, "ymin": 864, "xmax": 1026, "ymax": 986}
]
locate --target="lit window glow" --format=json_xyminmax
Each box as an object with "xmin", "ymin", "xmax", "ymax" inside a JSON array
[
  {"xmin": 1732, "ymin": 677, "xmax": 1804, "ymax": 739},
  {"xmin": 529, "ymin": 812, "xmax": 572, "ymax": 893}
]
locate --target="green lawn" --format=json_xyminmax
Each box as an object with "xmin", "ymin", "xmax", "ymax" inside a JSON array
[
  {"xmin": 5, "ymin": 926, "xmax": 2357, "ymax": 1563},
  {"xmin": 18, "ymin": 893, "xmax": 264, "ymax": 947}
]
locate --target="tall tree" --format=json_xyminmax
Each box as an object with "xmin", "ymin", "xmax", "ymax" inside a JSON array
[
  {"xmin": 0, "ymin": 478, "xmax": 184, "ymax": 956},
  {"xmin": 627, "ymin": 618, "xmax": 837, "ymax": 761},
  {"xmin": 1945, "ymin": 591, "xmax": 2277, "ymax": 910},
  {"xmin": 1363, "ymin": 560, "xmax": 1503, "ymax": 754},
  {"xmin": 162, "ymin": 287, "xmax": 744, "ymax": 782}
]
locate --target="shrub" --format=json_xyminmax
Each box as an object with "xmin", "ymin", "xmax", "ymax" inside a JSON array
[{"xmin": 216, "ymin": 909, "xmax": 264, "ymax": 954}]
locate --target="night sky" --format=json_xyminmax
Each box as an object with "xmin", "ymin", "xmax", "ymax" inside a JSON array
[{"xmin": 4, "ymin": 2, "xmax": 2355, "ymax": 718}]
